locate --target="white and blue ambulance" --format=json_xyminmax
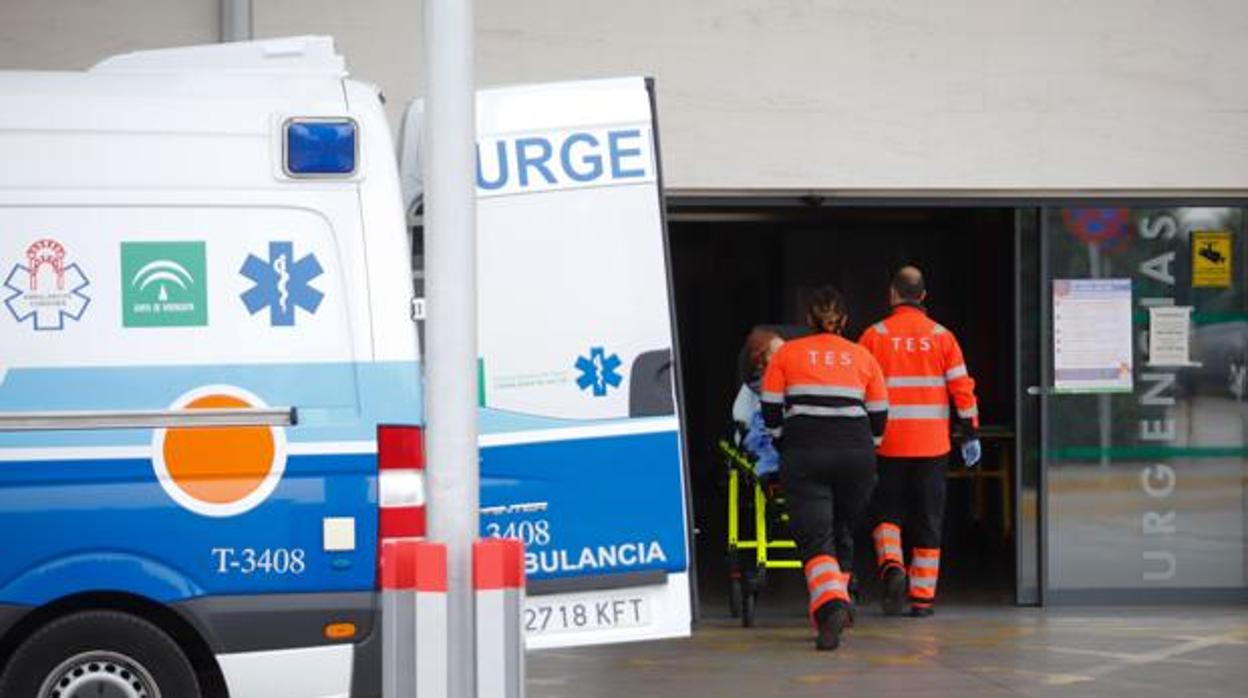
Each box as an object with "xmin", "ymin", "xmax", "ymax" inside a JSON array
[{"xmin": 0, "ymin": 36, "xmax": 691, "ymax": 697}]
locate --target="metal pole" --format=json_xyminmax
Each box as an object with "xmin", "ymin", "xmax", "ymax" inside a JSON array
[
  {"xmin": 219, "ymin": 0, "xmax": 252, "ymax": 42},
  {"xmin": 423, "ymin": 0, "xmax": 478, "ymax": 695}
]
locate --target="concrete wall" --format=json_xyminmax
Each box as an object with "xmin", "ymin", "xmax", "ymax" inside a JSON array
[
  {"xmin": 3, "ymin": 0, "xmax": 1247, "ymax": 193},
  {"xmin": 0, "ymin": 0, "xmax": 218, "ymax": 70}
]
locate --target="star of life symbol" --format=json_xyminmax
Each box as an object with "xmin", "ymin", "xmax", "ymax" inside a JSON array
[
  {"xmin": 575, "ymin": 347, "xmax": 623, "ymax": 397},
  {"xmin": 3, "ymin": 239, "xmax": 91, "ymax": 331},
  {"xmin": 239, "ymin": 241, "xmax": 324, "ymax": 326}
]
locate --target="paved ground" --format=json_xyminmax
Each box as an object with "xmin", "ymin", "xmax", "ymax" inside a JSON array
[{"xmin": 527, "ymin": 606, "xmax": 1248, "ymax": 697}]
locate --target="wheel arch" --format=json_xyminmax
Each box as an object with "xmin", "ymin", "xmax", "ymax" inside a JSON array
[{"xmin": 0, "ymin": 591, "xmax": 228, "ymax": 698}]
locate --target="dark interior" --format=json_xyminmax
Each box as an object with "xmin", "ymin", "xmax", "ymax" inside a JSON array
[{"xmin": 668, "ymin": 204, "xmax": 1018, "ymax": 616}]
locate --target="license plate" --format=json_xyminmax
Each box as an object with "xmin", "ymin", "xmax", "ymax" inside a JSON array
[{"xmin": 524, "ymin": 594, "xmax": 650, "ymax": 636}]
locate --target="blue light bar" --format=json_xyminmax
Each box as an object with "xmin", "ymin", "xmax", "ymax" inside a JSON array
[{"xmin": 285, "ymin": 119, "xmax": 357, "ymax": 176}]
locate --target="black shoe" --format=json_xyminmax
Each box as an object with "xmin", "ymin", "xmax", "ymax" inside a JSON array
[
  {"xmin": 908, "ymin": 604, "xmax": 934, "ymax": 618},
  {"xmin": 881, "ymin": 566, "xmax": 907, "ymax": 617},
  {"xmin": 814, "ymin": 604, "xmax": 848, "ymax": 651}
]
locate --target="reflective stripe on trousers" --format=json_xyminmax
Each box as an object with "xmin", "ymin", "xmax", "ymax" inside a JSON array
[
  {"xmin": 908, "ymin": 547, "xmax": 940, "ymax": 603},
  {"xmin": 873, "ymin": 522, "xmax": 903, "ymax": 569},
  {"xmin": 804, "ymin": 554, "xmax": 850, "ymax": 614}
]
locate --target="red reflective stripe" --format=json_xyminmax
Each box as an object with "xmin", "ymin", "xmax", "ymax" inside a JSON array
[
  {"xmin": 910, "ymin": 566, "xmax": 939, "ymax": 579},
  {"xmin": 414, "ymin": 542, "xmax": 448, "ymax": 592},
  {"xmin": 381, "ymin": 540, "xmax": 446, "ymax": 591},
  {"xmin": 473, "ymin": 538, "xmax": 526, "ymax": 590},
  {"xmin": 378, "ymin": 425, "xmax": 424, "ymax": 470},
  {"xmin": 380, "ymin": 539, "xmax": 418, "ymax": 590},
  {"xmin": 380, "ymin": 506, "xmax": 426, "ymax": 539}
]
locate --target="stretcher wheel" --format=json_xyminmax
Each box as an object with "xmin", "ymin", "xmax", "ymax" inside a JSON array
[
  {"xmin": 729, "ymin": 578, "xmax": 743, "ymax": 618},
  {"xmin": 741, "ymin": 589, "xmax": 757, "ymax": 628}
]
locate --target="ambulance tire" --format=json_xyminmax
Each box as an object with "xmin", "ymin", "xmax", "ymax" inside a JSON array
[{"xmin": 0, "ymin": 610, "xmax": 201, "ymax": 698}]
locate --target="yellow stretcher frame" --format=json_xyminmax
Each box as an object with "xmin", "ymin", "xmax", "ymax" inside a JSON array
[
  {"xmin": 722, "ymin": 438, "xmax": 802, "ymax": 570},
  {"xmin": 719, "ymin": 437, "xmax": 802, "ymax": 627}
]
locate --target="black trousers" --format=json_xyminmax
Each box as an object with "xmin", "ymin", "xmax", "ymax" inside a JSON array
[
  {"xmin": 781, "ymin": 447, "xmax": 877, "ymax": 570},
  {"xmin": 871, "ymin": 455, "xmax": 949, "ymax": 553}
]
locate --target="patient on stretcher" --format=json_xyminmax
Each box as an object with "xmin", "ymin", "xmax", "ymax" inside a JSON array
[{"xmin": 732, "ymin": 327, "xmax": 784, "ymax": 481}]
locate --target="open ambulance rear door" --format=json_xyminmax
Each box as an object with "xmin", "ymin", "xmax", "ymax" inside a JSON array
[{"xmin": 401, "ymin": 77, "xmax": 692, "ymax": 649}]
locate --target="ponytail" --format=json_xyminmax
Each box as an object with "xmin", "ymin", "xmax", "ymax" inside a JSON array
[{"xmin": 805, "ymin": 286, "xmax": 848, "ymax": 335}]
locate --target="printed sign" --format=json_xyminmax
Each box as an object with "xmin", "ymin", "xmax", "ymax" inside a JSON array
[
  {"xmin": 475, "ymin": 126, "xmax": 657, "ymax": 198},
  {"xmin": 1147, "ymin": 306, "xmax": 1194, "ymax": 367},
  {"xmin": 240, "ymin": 242, "xmax": 324, "ymax": 326},
  {"xmin": 3, "ymin": 239, "xmax": 91, "ymax": 331},
  {"xmin": 1053, "ymin": 278, "xmax": 1134, "ymax": 393},
  {"xmin": 121, "ymin": 241, "xmax": 208, "ymax": 327},
  {"xmin": 1192, "ymin": 230, "xmax": 1232, "ymax": 288}
]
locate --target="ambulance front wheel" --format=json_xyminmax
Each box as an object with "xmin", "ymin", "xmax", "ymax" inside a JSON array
[{"xmin": 0, "ymin": 610, "xmax": 201, "ymax": 698}]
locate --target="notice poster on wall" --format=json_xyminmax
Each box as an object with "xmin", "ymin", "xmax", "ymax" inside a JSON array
[
  {"xmin": 1053, "ymin": 278, "xmax": 1134, "ymax": 393},
  {"xmin": 1147, "ymin": 306, "xmax": 1196, "ymax": 367}
]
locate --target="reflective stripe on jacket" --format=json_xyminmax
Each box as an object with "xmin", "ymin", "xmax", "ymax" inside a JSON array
[{"xmin": 859, "ymin": 305, "xmax": 979, "ymax": 458}]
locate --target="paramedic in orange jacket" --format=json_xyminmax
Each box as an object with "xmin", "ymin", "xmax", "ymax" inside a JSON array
[
  {"xmin": 762, "ymin": 287, "xmax": 888, "ymax": 651},
  {"xmin": 859, "ymin": 266, "xmax": 981, "ymax": 618}
]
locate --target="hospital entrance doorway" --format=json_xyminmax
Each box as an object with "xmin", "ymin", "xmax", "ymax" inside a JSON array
[{"xmin": 668, "ymin": 203, "xmax": 1033, "ymax": 619}]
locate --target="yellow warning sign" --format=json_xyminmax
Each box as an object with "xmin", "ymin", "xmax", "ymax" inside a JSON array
[{"xmin": 1192, "ymin": 230, "xmax": 1232, "ymax": 288}]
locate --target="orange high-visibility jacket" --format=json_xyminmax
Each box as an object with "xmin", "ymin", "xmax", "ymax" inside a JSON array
[
  {"xmin": 761, "ymin": 333, "xmax": 889, "ymax": 449},
  {"xmin": 859, "ymin": 305, "xmax": 979, "ymax": 458}
]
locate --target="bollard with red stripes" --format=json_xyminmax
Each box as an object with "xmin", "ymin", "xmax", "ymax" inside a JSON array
[
  {"xmin": 474, "ymin": 538, "xmax": 526, "ymax": 698},
  {"xmin": 382, "ymin": 539, "xmax": 448, "ymax": 698}
]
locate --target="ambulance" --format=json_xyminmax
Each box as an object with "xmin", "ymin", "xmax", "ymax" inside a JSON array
[{"xmin": 0, "ymin": 36, "xmax": 690, "ymax": 698}]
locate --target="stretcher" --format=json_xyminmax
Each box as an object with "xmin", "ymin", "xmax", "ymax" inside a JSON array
[{"xmin": 718, "ymin": 436, "xmax": 801, "ymax": 627}]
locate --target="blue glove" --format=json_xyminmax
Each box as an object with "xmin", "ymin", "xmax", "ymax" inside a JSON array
[{"xmin": 961, "ymin": 438, "xmax": 982, "ymax": 467}]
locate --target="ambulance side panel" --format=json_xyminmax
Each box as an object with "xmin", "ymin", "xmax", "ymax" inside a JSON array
[{"xmin": 0, "ymin": 66, "xmax": 420, "ymax": 697}]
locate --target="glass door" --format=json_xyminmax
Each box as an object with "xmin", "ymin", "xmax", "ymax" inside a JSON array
[
  {"xmin": 1040, "ymin": 206, "xmax": 1247, "ymax": 601},
  {"xmin": 1016, "ymin": 209, "xmax": 1043, "ymax": 604}
]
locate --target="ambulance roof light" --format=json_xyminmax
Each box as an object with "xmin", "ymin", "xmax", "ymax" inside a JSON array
[{"xmin": 284, "ymin": 118, "xmax": 357, "ymax": 177}]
